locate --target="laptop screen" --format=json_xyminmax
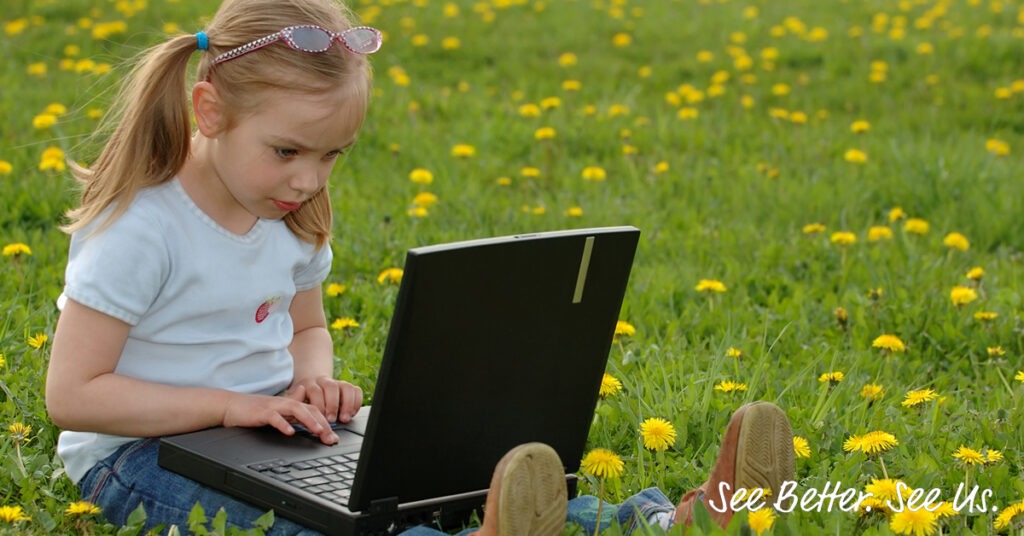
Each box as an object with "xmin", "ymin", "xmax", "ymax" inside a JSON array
[{"xmin": 349, "ymin": 226, "xmax": 640, "ymax": 511}]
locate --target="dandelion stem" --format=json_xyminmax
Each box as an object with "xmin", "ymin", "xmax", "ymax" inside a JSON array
[
  {"xmin": 878, "ymin": 456, "xmax": 889, "ymax": 479},
  {"xmin": 594, "ymin": 478, "xmax": 605, "ymax": 536},
  {"xmin": 14, "ymin": 442, "xmax": 27, "ymax": 478}
]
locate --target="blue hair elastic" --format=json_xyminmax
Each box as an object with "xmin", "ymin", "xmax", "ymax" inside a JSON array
[{"xmin": 196, "ymin": 31, "xmax": 209, "ymax": 51}]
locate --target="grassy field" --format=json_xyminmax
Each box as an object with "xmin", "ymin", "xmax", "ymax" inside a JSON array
[{"xmin": 2, "ymin": 0, "xmax": 1024, "ymax": 534}]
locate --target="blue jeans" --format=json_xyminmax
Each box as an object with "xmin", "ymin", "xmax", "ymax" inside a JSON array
[{"xmin": 80, "ymin": 438, "xmax": 675, "ymax": 535}]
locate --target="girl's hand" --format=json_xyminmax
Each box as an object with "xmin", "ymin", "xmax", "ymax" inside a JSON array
[
  {"xmin": 222, "ymin": 390, "xmax": 339, "ymax": 445},
  {"xmin": 285, "ymin": 377, "xmax": 363, "ymax": 424}
]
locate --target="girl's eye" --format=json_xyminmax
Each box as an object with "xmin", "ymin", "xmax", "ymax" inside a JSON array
[
  {"xmin": 324, "ymin": 150, "xmax": 343, "ymax": 160},
  {"xmin": 275, "ymin": 148, "xmax": 298, "ymax": 159}
]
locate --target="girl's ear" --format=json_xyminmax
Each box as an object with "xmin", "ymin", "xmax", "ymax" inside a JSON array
[{"xmin": 193, "ymin": 81, "xmax": 225, "ymax": 136}]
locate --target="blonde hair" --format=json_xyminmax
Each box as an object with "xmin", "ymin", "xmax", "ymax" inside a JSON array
[{"xmin": 64, "ymin": 0, "xmax": 372, "ymax": 248}]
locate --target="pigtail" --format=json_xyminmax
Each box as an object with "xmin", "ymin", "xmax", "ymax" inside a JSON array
[
  {"xmin": 63, "ymin": 33, "xmax": 200, "ymax": 235},
  {"xmin": 286, "ymin": 185, "xmax": 333, "ymax": 248}
]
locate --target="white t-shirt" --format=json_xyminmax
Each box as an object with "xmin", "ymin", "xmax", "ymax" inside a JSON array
[{"xmin": 56, "ymin": 177, "xmax": 333, "ymax": 483}]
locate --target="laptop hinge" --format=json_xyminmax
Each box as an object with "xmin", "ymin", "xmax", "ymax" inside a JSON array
[{"xmin": 369, "ymin": 497, "xmax": 399, "ymax": 514}]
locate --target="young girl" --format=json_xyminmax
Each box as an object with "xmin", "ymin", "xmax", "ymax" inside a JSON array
[
  {"xmin": 46, "ymin": 0, "xmax": 379, "ymax": 532},
  {"xmin": 45, "ymin": 0, "xmax": 795, "ymax": 532}
]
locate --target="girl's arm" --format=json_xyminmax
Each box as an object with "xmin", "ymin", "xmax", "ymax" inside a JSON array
[
  {"xmin": 45, "ymin": 299, "xmax": 338, "ymax": 443},
  {"xmin": 287, "ymin": 286, "xmax": 363, "ymax": 423}
]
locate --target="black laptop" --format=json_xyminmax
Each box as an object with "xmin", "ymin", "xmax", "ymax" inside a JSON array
[{"xmin": 159, "ymin": 226, "xmax": 640, "ymax": 535}]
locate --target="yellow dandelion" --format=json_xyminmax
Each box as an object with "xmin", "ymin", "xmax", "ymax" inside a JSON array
[
  {"xmin": 834, "ymin": 306, "xmax": 849, "ymax": 328},
  {"xmin": 902, "ymin": 389, "xmax": 938, "ymax": 408},
  {"xmin": 581, "ymin": 448, "xmax": 624, "ymax": 479},
  {"xmin": 599, "ymin": 373, "xmax": 623, "ymax": 398},
  {"xmin": 408, "ymin": 168, "xmax": 434, "ymax": 184},
  {"xmin": 652, "ymin": 161, "xmax": 669, "ymax": 174},
  {"xmin": 0, "ymin": 505, "xmax": 30, "ymax": 523},
  {"xmin": 581, "ymin": 166, "xmax": 607, "ymax": 181},
  {"xmin": 3, "ymin": 243, "xmax": 32, "ymax": 257},
  {"xmin": 330, "ymin": 317, "xmax": 360, "ymax": 330},
  {"xmin": 889, "ymin": 507, "xmax": 938, "ymax": 536},
  {"xmin": 564, "ymin": 206, "xmax": 583, "ymax": 217},
  {"xmin": 1015, "ymin": 370, "xmax": 1024, "ymax": 383},
  {"xmin": 377, "ymin": 268, "xmax": 404, "ymax": 285},
  {"xmin": 412, "ymin": 192, "xmax": 439, "ymax": 208},
  {"xmin": 639, "ymin": 417, "xmax": 677, "ymax": 452},
  {"xmin": 994, "ymin": 500, "xmax": 1024, "ymax": 531},
  {"xmin": 843, "ymin": 430, "xmax": 898, "ymax": 455},
  {"xmin": 929, "ymin": 502, "xmax": 957, "ymax": 518},
  {"xmin": 860, "ymin": 384, "xmax": 884, "ymax": 401},
  {"xmin": 988, "ymin": 346, "xmax": 1006, "ymax": 357},
  {"xmin": 695, "ymin": 279, "xmax": 727, "ymax": 293},
  {"xmin": 865, "ymin": 478, "xmax": 906, "ymax": 503},
  {"xmin": 714, "ymin": 380, "xmax": 748, "ymax": 393},
  {"xmin": 903, "ymin": 218, "xmax": 929, "ymax": 235},
  {"xmin": 844, "ymin": 149, "xmax": 868, "ymax": 164},
  {"xmin": 746, "ymin": 508, "xmax": 775, "ymax": 535},
  {"xmin": 27, "ymin": 333, "xmax": 47, "ymax": 349},
  {"xmin": 441, "ymin": 36, "xmax": 460, "ymax": 50},
  {"xmin": 0, "ymin": 160, "xmax": 12, "ymax": 175},
  {"xmin": 858, "ymin": 496, "xmax": 890, "ymax": 515},
  {"xmin": 520, "ymin": 167, "xmax": 541, "ymax": 178},
  {"xmin": 450, "ymin": 144, "xmax": 476, "ymax": 158},
  {"xmin": 985, "ymin": 449, "xmax": 1004, "ymax": 464},
  {"xmin": 518, "ymin": 103, "xmax": 541, "ymax": 117},
  {"xmin": 952, "ymin": 445, "xmax": 986, "ymax": 466},
  {"xmin": 8, "ymin": 423, "xmax": 31, "ymax": 442},
  {"xmin": 726, "ymin": 347, "xmax": 743, "ymax": 358},
  {"xmin": 26, "ymin": 62, "xmax": 47, "ymax": 77},
  {"xmin": 974, "ymin": 311, "xmax": 998, "ymax": 321},
  {"xmin": 611, "ymin": 32, "xmax": 631, "ymax": 47},
  {"xmin": 534, "ymin": 127, "xmax": 556, "ymax": 140},
  {"xmin": 872, "ymin": 334, "xmax": 906, "ymax": 353},
  {"xmin": 943, "ymin": 232, "xmax": 970, "ymax": 252},
  {"xmin": 793, "ymin": 436, "xmax": 811, "ymax": 458},
  {"xmin": 325, "ymin": 283, "xmax": 347, "ymax": 297},
  {"xmin": 950, "ymin": 286, "xmax": 978, "ymax": 307},
  {"xmin": 851, "ymin": 120, "xmax": 871, "ymax": 133},
  {"xmin": 830, "ymin": 231, "xmax": 857, "ymax": 246},
  {"xmin": 986, "ymin": 138, "xmax": 1010, "ymax": 156},
  {"xmin": 677, "ymin": 107, "xmax": 699, "ymax": 120},
  {"xmin": 802, "ymin": 222, "xmax": 826, "ymax": 234},
  {"xmin": 868, "ymin": 226, "xmax": 894, "ymax": 241},
  {"xmin": 819, "ymin": 371, "xmax": 845, "ymax": 384},
  {"xmin": 39, "ymin": 146, "xmax": 66, "ymax": 172},
  {"xmin": 540, "ymin": 96, "xmax": 561, "ymax": 110},
  {"xmin": 614, "ymin": 321, "xmax": 636, "ymax": 338},
  {"xmin": 65, "ymin": 501, "xmax": 102, "ymax": 516},
  {"xmin": 407, "ymin": 206, "xmax": 428, "ymax": 218},
  {"xmin": 32, "ymin": 113, "xmax": 58, "ymax": 130},
  {"xmin": 889, "ymin": 207, "xmax": 907, "ymax": 222},
  {"xmin": 558, "ymin": 52, "xmax": 577, "ymax": 67},
  {"xmin": 966, "ymin": 267, "xmax": 984, "ymax": 281}
]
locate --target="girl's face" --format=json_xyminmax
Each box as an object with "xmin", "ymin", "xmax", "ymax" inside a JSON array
[{"xmin": 204, "ymin": 87, "xmax": 361, "ymax": 226}]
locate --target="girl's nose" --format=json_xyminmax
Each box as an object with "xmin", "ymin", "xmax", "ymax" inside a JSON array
[{"xmin": 290, "ymin": 167, "xmax": 322, "ymax": 196}]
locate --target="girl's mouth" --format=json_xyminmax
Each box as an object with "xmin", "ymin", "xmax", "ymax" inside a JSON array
[{"xmin": 273, "ymin": 200, "xmax": 302, "ymax": 211}]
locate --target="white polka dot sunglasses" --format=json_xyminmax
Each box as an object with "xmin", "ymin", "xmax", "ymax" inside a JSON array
[{"xmin": 212, "ymin": 25, "xmax": 382, "ymax": 65}]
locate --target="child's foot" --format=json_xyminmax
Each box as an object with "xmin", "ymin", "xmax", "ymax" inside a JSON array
[
  {"xmin": 472, "ymin": 442, "xmax": 567, "ymax": 536},
  {"xmin": 674, "ymin": 401, "xmax": 795, "ymax": 529}
]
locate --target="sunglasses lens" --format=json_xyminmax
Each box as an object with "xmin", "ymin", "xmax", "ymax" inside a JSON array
[
  {"xmin": 343, "ymin": 27, "xmax": 382, "ymax": 54},
  {"xmin": 290, "ymin": 27, "xmax": 332, "ymax": 52}
]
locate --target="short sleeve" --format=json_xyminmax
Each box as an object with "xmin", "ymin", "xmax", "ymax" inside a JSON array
[
  {"xmin": 293, "ymin": 243, "xmax": 333, "ymax": 291},
  {"xmin": 61, "ymin": 209, "xmax": 170, "ymax": 326}
]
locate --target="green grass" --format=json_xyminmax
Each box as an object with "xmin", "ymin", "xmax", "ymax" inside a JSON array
[{"xmin": 2, "ymin": 0, "xmax": 1024, "ymax": 534}]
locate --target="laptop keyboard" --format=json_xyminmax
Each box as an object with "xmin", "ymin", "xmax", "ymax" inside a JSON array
[{"xmin": 249, "ymin": 452, "xmax": 359, "ymax": 505}]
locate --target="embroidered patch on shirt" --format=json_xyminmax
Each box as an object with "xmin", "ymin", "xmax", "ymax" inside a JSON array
[{"xmin": 255, "ymin": 296, "xmax": 282, "ymax": 323}]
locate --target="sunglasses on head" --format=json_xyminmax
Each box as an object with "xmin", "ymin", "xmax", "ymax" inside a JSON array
[{"xmin": 212, "ymin": 25, "xmax": 382, "ymax": 65}]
